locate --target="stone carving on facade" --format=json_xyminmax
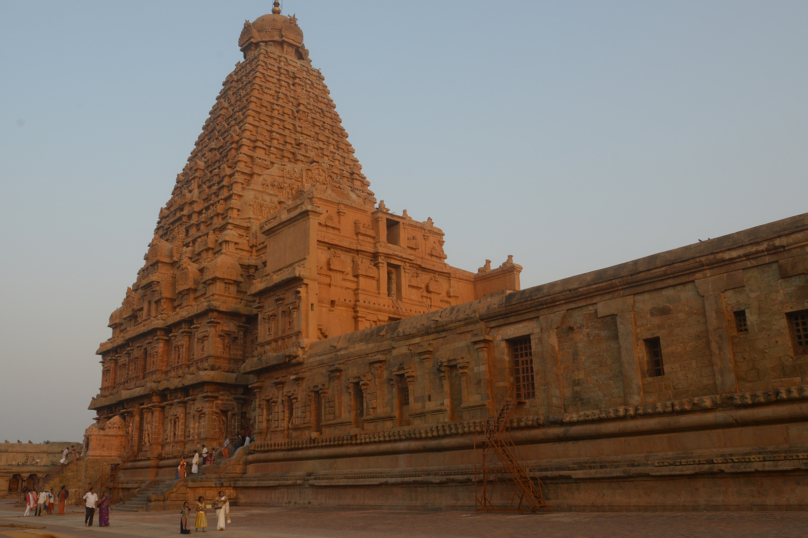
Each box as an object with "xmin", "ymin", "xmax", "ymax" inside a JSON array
[{"xmin": 90, "ymin": 5, "xmax": 524, "ymax": 467}]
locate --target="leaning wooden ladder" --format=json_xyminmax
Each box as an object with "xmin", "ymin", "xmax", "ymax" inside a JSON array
[{"xmin": 474, "ymin": 389, "xmax": 549, "ymax": 512}]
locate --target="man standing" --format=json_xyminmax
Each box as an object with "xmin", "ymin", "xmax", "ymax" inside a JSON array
[
  {"xmin": 201, "ymin": 445, "xmax": 208, "ymax": 465},
  {"xmin": 36, "ymin": 489, "xmax": 48, "ymax": 516},
  {"xmin": 83, "ymin": 487, "xmax": 98, "ymax": 527}
]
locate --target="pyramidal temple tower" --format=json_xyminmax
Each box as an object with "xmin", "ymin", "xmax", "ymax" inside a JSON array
[
  {"xmin": 83, "ymin": 5, "xmax": 808, "ymax": 512},
  {"xmin": 90, "ymin": 4, "xmax": 521, "ymax": 455}
]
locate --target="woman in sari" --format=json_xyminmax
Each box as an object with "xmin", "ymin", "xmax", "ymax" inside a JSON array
[
  {"xmin": 24, "ymin": 490, "xmax": 36, "ymax": 517},
  {"xmin": 178, "ymin": 457, "xmax": 187, "ymax": 479},
  {"xmin": 215, "ymin": 491, "xmax": 229, "ymax": 530},
  {"xmin": 191, "ymin": 451, "xmax": 200, "ymax": 474},
  {"xmin": 97, "ymin": 490, "xmax": 110, "ymax": 527},
  {"xmin": 194, "ymin": 496, "xmax": 207, "ymax": 532},
  {"xmin": 57, "ymin": 486, "xmax": 68, "ymax": 515},
  {"xmin": 180, "ymin": 501, "xmax": 191, "ymax": 534}
]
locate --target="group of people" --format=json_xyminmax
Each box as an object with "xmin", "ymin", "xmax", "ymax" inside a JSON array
[
  {"xmin": 23, "ymin": 467, "xmax": 234, "ymax": 533},
  {"xmin": 23, "ymin": 485, "xmax": 70, "ymax": 517},
  {"xmin": 60, "ymin": 445, "xmax": 80, "ymax": 465},
  {"xmin": 82, "ymin": 487, "xmax": 110, "ymax": 527},
  {"xmin": 180, "ymin": 491, "xmax": 230, "ymax": 533},
  {"xmin": 231, "ymin": 429, "xmax": 253, "ymax": 454},
  {"xmin": 176, "ymin": 430, "xmax": 256, "ymax": 480},
  {"xmin": 25, "ymin": 482, "xmax": 229, "ymax": 532},
  {"xmin": 177, "ymin": 444, "xmax": 216, "ymax": 478}
]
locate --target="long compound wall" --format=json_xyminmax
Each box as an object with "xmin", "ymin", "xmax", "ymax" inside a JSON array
[{"xmin": 122, "ymin": 213, "xmax": 808, "ymax": 510}]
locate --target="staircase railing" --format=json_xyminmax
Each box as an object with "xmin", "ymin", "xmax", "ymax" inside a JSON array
[{"xmin": 474, "ymin": 387, "xmax": 549, "ymax": 512}]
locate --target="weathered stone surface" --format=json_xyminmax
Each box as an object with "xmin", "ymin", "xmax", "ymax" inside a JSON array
[
  {"xmin": 0, "ymin": 441, "xmax": 78, "ymax": 495},
  {"xmin": 90, "ymin": 5, "xmax": 520, "ymax": 466},
  {"xmin": 90, "ymin": 5, "xmax": 808, "ymax": 511}
]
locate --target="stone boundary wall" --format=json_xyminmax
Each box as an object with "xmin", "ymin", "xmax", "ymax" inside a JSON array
[{"xmin": 113, "ymin": 212, "xmax": 808, "ymax": 510}]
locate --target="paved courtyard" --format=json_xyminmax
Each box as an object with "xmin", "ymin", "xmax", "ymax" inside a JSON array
[{"xmin": 1, "ymin": 499, "xmax": 807, "ymax": 538}]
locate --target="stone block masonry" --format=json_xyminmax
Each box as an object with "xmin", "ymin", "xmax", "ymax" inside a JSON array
[{"xmin": 87, "ymin": 2, "xmax": 808, "ymax": 511}]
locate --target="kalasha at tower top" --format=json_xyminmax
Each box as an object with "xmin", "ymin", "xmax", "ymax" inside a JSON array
[{"xmin": 89, "ymin": 6, "xmax": 521, "ymax": 456}]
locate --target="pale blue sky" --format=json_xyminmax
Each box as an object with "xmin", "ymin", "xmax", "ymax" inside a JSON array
[{"xmin": 0, "ymin": 1, "xmax": 806, "ymax": 442}]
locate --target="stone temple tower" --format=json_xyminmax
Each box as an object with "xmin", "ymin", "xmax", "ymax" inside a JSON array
[{"xmin": 89, "ymin": 4, "xmax": 521, "ymax": 459}]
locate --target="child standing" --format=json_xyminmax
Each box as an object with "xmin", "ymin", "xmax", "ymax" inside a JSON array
[
  {"xmin": 194, "ymin": 496, "xmax": 207, "ymax": 532},
  {"xmin": 180, "ymin": 501, "xmax": 191, "ymax": 534}
]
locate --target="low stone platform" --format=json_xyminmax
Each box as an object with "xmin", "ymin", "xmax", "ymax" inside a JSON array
[{"xmin": 1, "ymin": 499, "xmax": 808, "ymax": 538}]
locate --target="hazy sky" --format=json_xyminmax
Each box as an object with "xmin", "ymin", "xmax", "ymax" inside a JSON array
[{"xmin": 0, "ymin": 1, "xmax": 806, "ymax": 443}]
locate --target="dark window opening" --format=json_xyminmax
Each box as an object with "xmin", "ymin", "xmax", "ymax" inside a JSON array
[
  {"xmin": 645, "ymin": 337, "xmax": 664, "ymax": 377},
  {"xmin": 509, "ymin": 336, "xmax": 535, "ymax": 400},
  {"xmin": 352, "ymin": 383, "xmax": 364, "ymax": 421},
  {"xmin": 787, "ymin": 310, "xmax": 808, "ymax": 355},
  {"xmin": 386, "ymin": 219, "xmax": 401, "ymax": 246},
  {"xmin": 399, "ymin": 377, "xmax": 410, "ymax": 406},
  {"xmin": 734, "ymin": 310, "xmax": 748, "ymax": 334}
]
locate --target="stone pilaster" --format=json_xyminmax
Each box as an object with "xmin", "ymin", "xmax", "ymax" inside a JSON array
[
  {"xmin": 540, "ymin": 311, "xmax": 567, "ymax": 420},
  {"xmin": 412, "ymin": 343, "xmax": 433, "ymax": 411},
  {"xmin": 471, "ymin": 335, "xmax": 494, "ymax": 413},
  {"xmin": 696, "ymin": 272, "xmax": 745, "ymax": 394},
  {"xmin": 598, "ymin": 297, "xmax": 644, "ymax": 406},
  {"xmin": 132, "ymin": 405, "xmax": 142, "ymax": 455},
  {"xmin": 150, "ymin": 397, "xmax": 165, "ymax": 457}
]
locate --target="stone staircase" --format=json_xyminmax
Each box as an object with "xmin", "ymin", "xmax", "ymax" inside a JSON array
[{"xmin": 115, "ymin": 478, "xmax": 175, "ymax": 512}]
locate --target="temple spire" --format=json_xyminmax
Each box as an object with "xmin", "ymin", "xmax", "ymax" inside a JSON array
[{"xmin": 272, "ymin": 0, "xmax": 281, "ymax": 15}]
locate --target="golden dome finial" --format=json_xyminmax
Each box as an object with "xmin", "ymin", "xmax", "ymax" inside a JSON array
[{"xmin": 272, "ymin": 0, "xmax": 281, "ymax": 15}]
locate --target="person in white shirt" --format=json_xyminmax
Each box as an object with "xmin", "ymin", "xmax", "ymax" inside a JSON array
[
  {"xmin": 191, "ymin": 451, "xmax": 200, "ymax": 474},
  {"xmin": 83, "ymin": 487, "xmax": 99, "ymax": 527},
  {"xmin": 201, "ymin": 445, "xmax": 208, "ymax": 465},
  {"xmin": 60, "ymin": 448, "xmax": 68, "ymax": 465},
  {"xmin": 37, "ymin": 490, "xmax": 48, "ymax": 517}
]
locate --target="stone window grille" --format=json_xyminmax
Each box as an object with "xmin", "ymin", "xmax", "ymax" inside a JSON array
[
  {"xmin": 645, "ymin": 337, "xmax": 665, "ymax": 377},
  {"xmin": 734, "ymin": 310, "xmax": 749, "ymax": 334},
  {"xmin": 509, "ymin": 336, "xmax": 536, "ymax": 400},
  {"xmin": 787, "ymin": 309, "xmax": 808, "ymax": 355}
]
